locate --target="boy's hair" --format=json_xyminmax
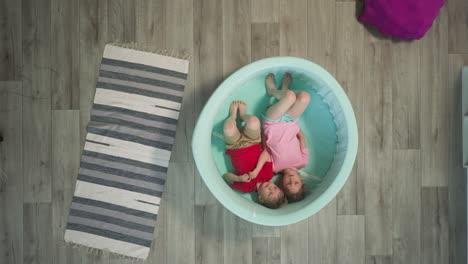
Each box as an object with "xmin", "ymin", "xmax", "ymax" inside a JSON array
[
  {"xmin": 277, "ymin": 173, "xmax": 306, "ymax": 203},
  {"xmin": 260, "ymin": 192, "xmax": 288, "ymax": 209}
]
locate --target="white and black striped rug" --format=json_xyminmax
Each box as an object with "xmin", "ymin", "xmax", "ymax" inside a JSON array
[{"xmin": 64, "ymin": 44, "xmax": 189, "ymax": 260}]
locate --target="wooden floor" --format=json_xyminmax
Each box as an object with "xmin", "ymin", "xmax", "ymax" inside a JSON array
[{"xmin": 0, "ymin": 0, "xmax": 467, "ymax": 263}]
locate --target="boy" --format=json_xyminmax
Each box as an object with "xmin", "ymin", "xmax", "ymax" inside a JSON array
[{"xmin": 223, "ymin": 101, "xmax": 287, "ymax": 209}]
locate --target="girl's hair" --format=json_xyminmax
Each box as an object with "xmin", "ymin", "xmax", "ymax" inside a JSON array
[
  {"xmin": 285, "ymin": 185, "xmax": 305, "ymax": 203},
  {"xmin": 276, "ymin": 172, "xmax": 306, "ymax": 203},
  {"xmin": 260, "ymin": 191, "xmax": 288, "ymax": 209}
]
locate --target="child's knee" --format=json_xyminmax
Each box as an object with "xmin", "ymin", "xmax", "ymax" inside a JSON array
[
  {"xmin": 284, "ymin": 90, "xmax": 297, "ymax": 103},
  {"xmin": 246, "ymin": 116, "xmax": 260, "ymax": 130},
  {"xmin": 223, "ymin": 120, "xmax": 237, "ymax": 135},
  {"xmin": 297, "ymin": 91, "xmax": 310, "ymax": 104}
]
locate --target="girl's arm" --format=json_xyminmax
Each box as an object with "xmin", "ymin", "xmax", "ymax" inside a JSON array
[
  {"xmin": 297, "ymin": 129, "xmax": 309, "ymax": 168},
  {"xmin": 249, "ymin": 150, "xmax": 271, "ymax": 179},
  {"xmin": 297, "ymin": 130, "xmax": 306, "ymax": 150}
]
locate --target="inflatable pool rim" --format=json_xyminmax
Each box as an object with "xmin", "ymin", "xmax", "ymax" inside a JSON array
[{"xmin": 192, "ymin": 56, "xmax": 358, "ymax": 226}]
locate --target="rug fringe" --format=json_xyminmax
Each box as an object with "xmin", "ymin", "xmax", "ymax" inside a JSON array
[
  {"xmin": 109, "ymin": 41, "xmax": 192, "ymax": 60},
  {"xmin": 64, "ymin": 240, "xmax": 146, "ymax": 263}
]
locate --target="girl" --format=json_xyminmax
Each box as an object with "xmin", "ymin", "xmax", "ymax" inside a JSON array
[{"xmin": 258, "ymin": 73, "xmax": 310, "ymax": 202}]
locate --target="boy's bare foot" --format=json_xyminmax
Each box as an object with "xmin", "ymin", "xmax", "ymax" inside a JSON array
[
  {"xmin": 281, "ymin": 72, "xmax": 292, "ymax": 90},
  {"xmin": 238, "ymin": 101, "xmax": 248, "ymax": 121},
  {"xmin": 229, "ymin": 101, "xmax": 239, "ymax": 120},
  {"xmin": 265, "ymin": 73, "xmax": 277, "ymax": 97}
]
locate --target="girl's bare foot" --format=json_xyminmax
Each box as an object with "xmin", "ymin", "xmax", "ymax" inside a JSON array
[
  {"xmin": 229, "ymin": 101, "xmax": 239, "ymax": 120},
  {"xmin": 238, "ymin": 101, "xmax": 248, "ymax": 121},
  {"xmin": 265, "ymin": 73, "xmax": 277, "ymax": 97},
  {"xmin": 281, "ymin": 72, "xmax": 292, "ymax": 90}
]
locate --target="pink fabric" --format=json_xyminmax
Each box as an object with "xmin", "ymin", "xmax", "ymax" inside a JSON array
[
  {"xmin": 359, "ymin": 0, "xmax": 444, "ymax": 39},
  {"xmin": 263, "ymin": 120, "xmax": 309, "ymax": 173}
]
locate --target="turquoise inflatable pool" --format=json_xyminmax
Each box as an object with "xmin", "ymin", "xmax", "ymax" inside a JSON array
[{"xmin": 192, "ymin": 57, "xmax": 358, "ymax": 226}]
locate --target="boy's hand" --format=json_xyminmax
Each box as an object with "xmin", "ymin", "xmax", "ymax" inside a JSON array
[
  {"xmin": 238, "ymin": 174, "xmax": 251, "ymax": 182},
  {"xmin": 248, "ymin": 171, "xmax": 258, "ymax": 180}
]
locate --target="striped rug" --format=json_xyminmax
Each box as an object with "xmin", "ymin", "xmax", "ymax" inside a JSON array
[{"xmin": 64, "ymin": 44, "xmax": 189, "ymax": 260}]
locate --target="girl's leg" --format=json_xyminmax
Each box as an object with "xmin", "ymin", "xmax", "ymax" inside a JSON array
[
  {"xmin": 224, "ymin": 101, "xmax": 241, "ymax": 145},
  {"xmin": 238, "ymin": 101, "xmax": 260, "ymax": 139},
  {"xmin": 265, "ymin": 73, "xmax": 291, "ymax": 99},
  {"xmin": 281, "ymin": 72, "xmax": 292, "ymax": 90},
  {"xmin": 265, "ymin": 89, "xmax": 297, "ymax": 121},
  {"xmin": 286, "ymin": 91, "xmax": 311, "ymax": 118},
  {"xmin": 266, "ymin": 73, "xmax": 280, "ymax": 98},
  {"xmin": 265, "ymin": 73, "xmax": 297, "ymax": 120}
]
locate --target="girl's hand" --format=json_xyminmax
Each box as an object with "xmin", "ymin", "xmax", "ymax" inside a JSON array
[
  {"xmin": 297, "ymin": 130, "xmax": 304, "ymax": 139},
  {"xmin": 238, "ymin": 174, "xmax": 251, "ymax": 182},
  {"xmin": 297, "ymin": 130, "xmax": 307, "ymax": 150}
]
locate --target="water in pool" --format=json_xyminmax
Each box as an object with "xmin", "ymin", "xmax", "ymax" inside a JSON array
[{"xmin": 210, "ymin": 74, "xmax": 337, "ymax": 201}]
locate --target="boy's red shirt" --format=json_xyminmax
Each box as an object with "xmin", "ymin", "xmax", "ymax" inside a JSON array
[{"xmin": 225, "ymin": 144, "xmax": 273, "ymax": 193}]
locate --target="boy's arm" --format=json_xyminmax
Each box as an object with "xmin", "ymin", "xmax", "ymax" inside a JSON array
[
  {"xmin": 249, "ymin": 150, "xmax": 271, "ymax": 179},
  {"xmin": 224, "ymin": 172, "xmax": 238, "ymax": 185},
  {"xmin": 224, "ymin": 172, "xmax": 249, "ymax": 184}
]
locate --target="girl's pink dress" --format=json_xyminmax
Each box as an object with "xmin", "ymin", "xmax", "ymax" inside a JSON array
[{"xmin": 263, "ymin": 120, "xmax": 309, "ymax": 173}]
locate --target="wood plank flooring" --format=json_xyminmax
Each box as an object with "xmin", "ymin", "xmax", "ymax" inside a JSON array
[{"xmin": 0, "ymin": 0, "xmax": 467, "ymax": 263}]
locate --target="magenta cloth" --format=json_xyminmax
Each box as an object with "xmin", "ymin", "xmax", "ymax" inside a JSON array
[
  {"xmin": 263, "ymin": 120, "xmax": 309, "ymax": 173},
  {"xmin": 359, "ymin": 0, "xmax": 445, "ymax": 39}
]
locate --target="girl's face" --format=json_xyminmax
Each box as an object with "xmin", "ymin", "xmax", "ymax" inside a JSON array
[
  {"xmin": 257, "ymin": 181, "xmax": 282, "ymax": 203},
  {"xmin": 281, "ymin": 168, "xmax": 304, "ymax": 194}
]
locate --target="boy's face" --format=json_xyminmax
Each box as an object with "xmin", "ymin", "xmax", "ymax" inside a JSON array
[
  {"xmin": 281, "ymin": 168, "xmax": 304, "ymax": 194},
  {"xmin": 257, "ymin": 182, "xmax": 283, "ymax": 203}
]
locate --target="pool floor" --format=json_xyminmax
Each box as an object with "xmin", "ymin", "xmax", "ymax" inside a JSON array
[{"xmin": 209, "ymin": 75, "xmax": 337, "ymax": 201}]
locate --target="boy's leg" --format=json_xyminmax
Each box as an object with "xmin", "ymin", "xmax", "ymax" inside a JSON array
[
  {"xmin": 224, "ymin": 102, "xmax": 241, "ymax": 145},
  {"xmin": 243, "ymin": 115, "xmax": 261, "ymax": 139},
  {"xmin": 238, "ymin": 101, "xmax": 260, "ymax": 139},
  {"xmin": 286, "ymin": 91, "xmax": 311, "ymax": 118}
]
